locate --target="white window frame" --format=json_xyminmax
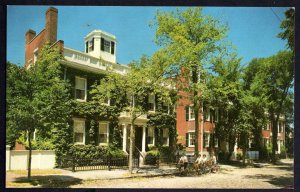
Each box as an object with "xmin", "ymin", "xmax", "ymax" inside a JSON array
[
  {"xmin": 148, "ymin": 94, "xmax": 156, "ymax": 112},
  {"xmin": 98, "ymin": 122, "xmax": 109, "ymax": 146},
  {"xmin": 188, "ymin": 132, "xmax": 195, "ymax": 147},
  {"xmin": 162, "ymin": 128, "xmax": 169, "ymax": 146},
  {"xmin": 33, "ymin": 48, "xmax": 38, "ymax": 64},
  {"xmin": 75, "ymin": 76, "xmax": 87, "ymax": 102},
  {"xmin": 215, "ymin": 108, "xmax": 219, "ymax": 122},
  {"xmin": 189, "ymin": 105, "xmax": 195, "ymax": 121},
  {"xmin": 104, "ymin": 39, "xmax": 111, "ymax": 53},
  {"xmin": 205, "ymin": 108, "xmax": 211, "ymax": 121},
  {"xmin": 73, "ymin": 118, "xmax": 85, "ymax": 145},
  {"xmin": 102, "ymin": 98, "xmax": 110, "ymax": 106},
  {"xmin": 147, "ymin": 127, "xmax": 155, "ymax": 146},
  {"xmin": 204, "ymin": 133, "xmax": 210, "ymax": 148},
  {"xmin": 214, "ymin": 137, "xmax": 218, "ymax": 148}
]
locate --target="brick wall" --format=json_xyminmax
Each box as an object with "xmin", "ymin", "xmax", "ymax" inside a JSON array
[{"xmin": 25, "ymin": 7, "xmax": 58, "ymax": 68}]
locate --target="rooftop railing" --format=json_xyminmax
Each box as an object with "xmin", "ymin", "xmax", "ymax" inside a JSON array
[{"xmin": 63, "ymin": 47, "xmax": 129, "ymax": 75}]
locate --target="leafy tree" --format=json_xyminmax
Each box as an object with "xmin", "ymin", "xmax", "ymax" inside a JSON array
[
  {"xmin": 250, "ymin": 51, "xmax": 293, "ymax": 163},
  {"xmin": 6, "ymin": 43, "xmax": 72, "ymax": 179},
  {"xmin": 91, "ymin": 51, "xmax": 174, "ymax": 173},
  {"xmin": 152, "ymin": 7, "xmax": 228, "ymax": 156},
  {"xmin": 277, "ymin": 8, "xmax": 295, "ymax": 51},
  {"xmin": 208, "ymin": 53, "xmax": 243, "ymax": 161}
]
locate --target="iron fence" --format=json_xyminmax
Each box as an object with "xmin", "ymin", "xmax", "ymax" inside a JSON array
[{"xmin": 58, "ymin": 155, "xmax": 139, "ymax": 172}]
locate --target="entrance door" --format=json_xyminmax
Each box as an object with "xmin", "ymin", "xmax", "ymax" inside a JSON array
[{"xmin": 135, "ymin": 126, "xmax": 143, "ymax": 152}]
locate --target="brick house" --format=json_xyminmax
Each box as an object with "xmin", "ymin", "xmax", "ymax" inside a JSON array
[
  {"xmin": 23, "ymin": 7, "xmax": 285, "ymax": 157},
  {"xmin": 23, "ymin": 7, "xmax": 175, "ymax": 160}
]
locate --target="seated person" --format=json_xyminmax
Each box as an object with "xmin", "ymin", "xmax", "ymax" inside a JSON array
[
  {"xmin": 178, "ymin": 155, "xmax": 188, "ymax": 170},
  {"xmin": 202, "ymin": 154, "xmax": 208, "ymax": 164},
  {"xmin": 195, "ymin": 154, "xmax": 203, "ymax": 165},
  {"xmin": 211, "ymin": 153, "xmax": 218, "ymax": 173}
]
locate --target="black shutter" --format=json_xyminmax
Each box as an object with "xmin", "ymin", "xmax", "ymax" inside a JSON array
[
  {"xmin": 111, "ymin": 41, "xmax": 115, "ymax": 54},
  {"xmin": 91, "ymin": 38, "xmax": 94, "ymax": 51},
  {"xmin": 186, "ymin": 133, "xmax": 189, "ymax": 147},
  {"xmin": 85, "ymin": 41, "xmax": 88, "ymax": 53},
  {"xmin": 101, "ymin": 37, "xmax": 104, "ymax": 51},
  {"xmin": 185, "ymin": 106, "xmax": 189, "ymax": 121},
  {"xmin": 202, "ymin": 133, "xmax": 206, "ymax": 148}
]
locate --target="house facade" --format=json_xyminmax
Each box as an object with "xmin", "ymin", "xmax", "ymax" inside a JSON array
[
  {"xmin": 24, "ymin": 7, "xmax": 174, "ymax": 160},
  {"xmin": 23, "ymin": 7, "xmax": 285, "ymax": 158}
]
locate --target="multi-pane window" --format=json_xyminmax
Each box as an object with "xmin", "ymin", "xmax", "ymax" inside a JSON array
[
  {"xmin": 98, "ymin": 122, "xmax": 109, "ymax": 145},
  {"xmin": 185, "ymin": 105, "xmax": 195, "ymax": 121},
  {"xmin": 204, "ymin": 108, "xmax": 211, "ymax": 121},
  {"xmin": 88, "ymin": 38, "xmax": 94, "ymax": 52},
  {"xmin": 148, "ymin": 94, "xmax": 155, "ymax": 111},
  {"xmin": 189, "ymin": 106, "xmax": 195, "ymax": 120},
  {"xmin": 101, "ymin": 37, "xmax": 115, "ymax": 54},
  {"xmin": 214, "ymin": 137, "xmax": 218, "ymax": 147},
  {"xmin": 162, "ymin": 102, "xmax": 169, "ymax": 114},
  {"xmin": 215, "ymin": 109, "xmax": 219, "ymax": 122},
  {"xmin": 162, "ymin": 128, "xmax": 169, "ymax": 146},
  {"xmin": 33, "ymin": 48, "xmax": 38, "ymax": 64},
  {"xmin": 204, "ymin": 133, "xmax": 210, "ymax": 147},
  {"xmin": 104, "ymin": 39, "xmax": 110, "ymax": 53},
  {"xmin": 75, "ymin": 77, "xmax": 87, "ymax": 101},
  {"xmin": 74, "ymin": 119, "xmax": 85, "ymax": 144},
  {"xmin": 147, "ymin": 127, "xmax": 154, "ymax": 145},
  {"xmin": 188, "ymin": 132, "xmax": 195, "ymax": 147}
]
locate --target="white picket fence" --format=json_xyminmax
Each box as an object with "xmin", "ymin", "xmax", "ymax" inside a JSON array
[{"xmin": 6, "ymin": 145, "xmax": 56, "ymax": 171}]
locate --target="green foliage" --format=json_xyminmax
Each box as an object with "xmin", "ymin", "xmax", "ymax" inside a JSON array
[
  {"xmin": 236, "ymin": 153, "xmax": 243, "ymax": 160},
  {"xmin": 277, "ymin": 8, "xmax": 295, "ymax": 51},
  {"xmin": 153, "ymin": 7, "xmax": 229, "ymax": 156},
  {"xmin": 69, "ymin": 145, "xmax": 126, "ymax": 159},
  {"xmin": 145, "ymin": 150, "xmax": 159, "ymax": 165}
]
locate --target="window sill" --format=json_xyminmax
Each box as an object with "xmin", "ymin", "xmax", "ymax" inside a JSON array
[
  {"xmin": 74, "ymin": 142, "xmax": 85, "ymax": 145},
  {"xmin": 99, "ymin": 143, "xmax": 108, "ymax": 146},
  {"xmin": 76, "ymin": 99, "xmax": 87, "ymax": 102}
]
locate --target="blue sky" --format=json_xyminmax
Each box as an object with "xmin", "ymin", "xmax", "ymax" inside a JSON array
[{"xmin": 7, "ymin": 6, "xmax": 289, "ymax": 66}]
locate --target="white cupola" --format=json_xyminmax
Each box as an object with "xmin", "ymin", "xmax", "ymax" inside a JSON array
[{"xmin": 84, "ymin": 30, "xmax": 117, "ymax": 63}]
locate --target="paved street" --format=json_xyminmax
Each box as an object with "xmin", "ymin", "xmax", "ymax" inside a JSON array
[{"xmin": 6, "ymin": 159, "xmax": 293, "ymax": 189}]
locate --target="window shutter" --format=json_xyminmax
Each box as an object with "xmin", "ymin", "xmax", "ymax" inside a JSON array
[
  {"xmin": 101, "ymin": 37, "xmax": 104, "ymax": 51},
  {"xmin": 111, "ymin": 41, "xmax": 115, "ymax": 54},
  {"xmin": 91, "ymin": 38, "xmax": 94, "ymax": 51},
  {"xmin": 203, "ymin": 133, "xmax": 206, "ymax": 147},
  {"xmin": 185, "ymin": 106, "xmax": 189, "ymax": 121},
  {"xmin": 186, "ymin": 133, "xmax": 189, "ymax": 147},
  {"xmin": 85, "ymin": 41, "xmax": 88, "ymax": 53}
]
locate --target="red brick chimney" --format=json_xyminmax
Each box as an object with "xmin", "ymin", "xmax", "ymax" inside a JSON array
[
  {"xmin": 25, "ymin": 29, "xmax": 36, "ymax": 44},
  {"xmin": 45, "ymin": 7, "xmax": 58, "ymax": 44}
]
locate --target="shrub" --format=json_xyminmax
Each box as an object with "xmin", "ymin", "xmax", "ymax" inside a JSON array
[
  {"xmin": 69, "ymin": 144, "xmax": 126, "ymax": 159},
  {"xmin": 236, "ymin": 152, "xmax": 243, "ymax": 160},
  {"xmin": 145, "ymin": 150, "xmax": 159, "ymax": 165}
]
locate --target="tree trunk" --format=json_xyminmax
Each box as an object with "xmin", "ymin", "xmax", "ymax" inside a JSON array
[
  {"xmin": 194, "ymin": 106, "xmax": 199, "ymax": 156},
  {"xmin": 128, "ymin": 94, "xmax": 136, "ymax": 174},
  {"xmin": 27, "ymin": 131, "xmax": 32, "ymax": 180},
  {"xmin": 242, "ymin": 146, "xmax": 246, "ymax": 166},
  {"xmin": 128, "ymin": 122, "xmax": 135, "ymax": 173},
  {"xmin": 271, "ymin": 113, "xmax": 279, "ymax": 164}
]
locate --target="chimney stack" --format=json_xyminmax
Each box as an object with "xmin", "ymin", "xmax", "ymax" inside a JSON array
[
  {"xmin": 45, "ymin": 7, "xmax": 58, "ymax": 44},
  {"xmin": 25, "ymin": 29, "xmax": 36, "ymax": 44}
]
